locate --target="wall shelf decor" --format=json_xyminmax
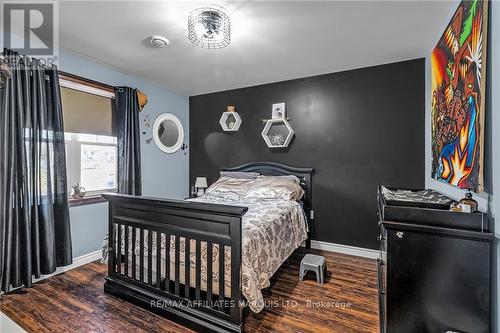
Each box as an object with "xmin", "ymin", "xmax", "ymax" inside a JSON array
[
  {"xmin": 261, "ymin": 118, "xmax": 294, "ymax": 148},
  {"xmin": 219, "ymin": 105, "xmax": 242, "ymax": 131}
]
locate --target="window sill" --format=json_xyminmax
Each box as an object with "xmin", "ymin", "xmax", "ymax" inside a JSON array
[{"xmin": 68, "ymin": 195, "xmax": 106, "ymax": 207}]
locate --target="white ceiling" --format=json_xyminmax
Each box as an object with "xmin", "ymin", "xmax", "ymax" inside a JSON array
[{"xmin": 59, "ymin": 1, "xmax": 456, "ymax": 96}]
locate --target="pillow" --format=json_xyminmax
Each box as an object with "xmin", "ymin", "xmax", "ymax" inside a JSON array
[
  {"xmin": 245, "ymin": 176, "xmax": 304, "ymax": 201},
  {"xmin": 205, "ymin": 176, "xmax": 255, "ymax": 196},
  {"xmin": 259, "ymin": 175, "xmax": 301, "ymax": 184},
  {"xmin": 219, "ymin": 171, "xmax": 260, "ymax": 179}
]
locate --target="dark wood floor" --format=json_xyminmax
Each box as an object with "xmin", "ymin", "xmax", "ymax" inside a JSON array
[{"xmin": 0, "ymin": 249, "xmax": 379, "ymax": 332}]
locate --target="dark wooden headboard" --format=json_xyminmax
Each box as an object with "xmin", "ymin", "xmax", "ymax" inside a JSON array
[{"xmin": 222, "ymin": 162, "xmax": 314, "ymax": 245}]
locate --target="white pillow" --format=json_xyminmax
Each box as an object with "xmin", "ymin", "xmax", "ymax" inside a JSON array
[
  {"xmin": 205, "ymin": 176, "xmax": 255, "ymax": 196},
  {"xmin": 245, "ymin": 176, "xmax": 304, "ymax": 201}
]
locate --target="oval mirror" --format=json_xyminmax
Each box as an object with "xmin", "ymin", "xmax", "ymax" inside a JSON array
[{"xmin": 152, "ymin": 113, "xmax": 184, "ymax": 154}]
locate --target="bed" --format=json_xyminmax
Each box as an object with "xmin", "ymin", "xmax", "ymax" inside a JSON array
[{"xmin": 103, "ymin": 162, "xmax": 314, "ymax": 332}]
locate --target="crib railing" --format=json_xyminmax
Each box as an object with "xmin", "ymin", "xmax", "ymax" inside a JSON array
[{"xmin": 103, "ymin": 194, "xmax": 248, "ymax": 333}]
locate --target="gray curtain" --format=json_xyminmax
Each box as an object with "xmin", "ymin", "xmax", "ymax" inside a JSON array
[
  {"xmin": 0, "ymin": 49, "xmax": 72, "ymax": 292},
  {"xmin": 114, "ymin": 87, "xmax": 142, "ymax": 195}
]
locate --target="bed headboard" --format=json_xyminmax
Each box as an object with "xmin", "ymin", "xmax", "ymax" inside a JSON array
[{"xmin": 222, "ymin": 162, "xmax": 315, "ymax": 235}]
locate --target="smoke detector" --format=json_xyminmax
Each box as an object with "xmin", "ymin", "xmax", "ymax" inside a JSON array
[{"xmin": 147, "ymin": 35, "xmax": 170, "ymax": 48}]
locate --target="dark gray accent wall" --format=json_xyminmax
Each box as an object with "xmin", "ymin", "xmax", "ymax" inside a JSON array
[{"xmin": 189, "ymin": 59, "xmax": 425, "ymax": 250}]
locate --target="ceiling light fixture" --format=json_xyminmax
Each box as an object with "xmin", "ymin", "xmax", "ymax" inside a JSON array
[
  {"xmin": 188, "ymin": 5, "xmax": 230, "ymax": 49},
  {"xmin": 147, "ymin": 35, "xmax": 170, "ymax": 48}
]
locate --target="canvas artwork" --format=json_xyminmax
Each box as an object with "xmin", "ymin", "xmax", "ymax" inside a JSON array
[{"xmin": 431, "ymin": 0, "xmax": 488, "ymax": 192}]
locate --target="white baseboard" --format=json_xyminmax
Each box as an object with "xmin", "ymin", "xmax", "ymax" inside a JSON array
[
  {"xmin": 310, "ymin": 240, "xmax": 379, "ymax": 259},
  {"xmin": 33, "ymin": 250, "xmax": 102, "ymax": 283}
]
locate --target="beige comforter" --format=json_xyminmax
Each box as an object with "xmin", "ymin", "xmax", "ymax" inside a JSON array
[{"xmin": 109, "ymin": 193, "xmax": 308, "ymax": 313}]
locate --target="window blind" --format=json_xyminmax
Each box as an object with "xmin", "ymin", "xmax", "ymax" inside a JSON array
[{"xmin": 61, "ymin": 86, "xmax": 114, "ymax": 136}]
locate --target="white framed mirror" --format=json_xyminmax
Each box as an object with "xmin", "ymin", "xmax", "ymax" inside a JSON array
[{"xmin": 152, "ymin": 113, "xmax": 184, "ymax": 154}]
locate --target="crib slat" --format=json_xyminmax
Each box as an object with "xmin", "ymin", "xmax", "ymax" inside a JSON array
[
  {"xmin": 219, "ymin": 245, "xmax": 225, "ymax": 301},
  {"xmin": 139, "ymin": 228, "xmax": 144, "ymax": 282},
  {"xmin": 131, "ymin": 227, "xmax": 136, "ymax": 279},
  {"xmin": 156, "ymin": 232, "xmax": 161, "ymax": 289},
  {"xmin": 207, "ymin": 242, "xmax": 213, "ymax": 304},
  {"xmin": 175, "ymin": 236, "xmax": 180, "ymax": 296},
  {"xmin": 195, "ymin": 240, "xmax": 201, "ymax": 300},
  {"xmin": 148, "ymin": 230, "xmax": 153, "ymax": 285},
  {"xmin": 124, "ymin": 226, "xmax": 129, "ymax": 277},
  {"xmin": 164, "ymin": 233, "xmax": 171, "ymax": 293},
  {"xmin": 184, "ymin": 238, "xmax": 190, "ymax": 299},
  {"xmin": 116, "ymin": 224, "xmax": 122, "ymax": 274},
  {"xmin": 108, "ymin": 223, "xmax": 116, "ymax": 272}
]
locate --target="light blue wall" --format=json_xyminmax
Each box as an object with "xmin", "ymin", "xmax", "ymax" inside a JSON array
[
  {"xmin": 424, "ymin": 1, "xmax": 499, "ymax": 330},
  {"xmin": 2, "ymin": 32, "xmax": 189, "ymax": 258},
  {"xmin": 68, "ymin": 202, "xmax": 108, "ymax": 257},
  {"xmin": 58, "ymin": 49, "xmax": 189, "ymax": 257}
]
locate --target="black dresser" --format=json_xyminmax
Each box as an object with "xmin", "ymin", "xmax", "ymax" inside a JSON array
[{"xmin": 377, "ymin": 187, "xmax": 492, "ymax": 333}]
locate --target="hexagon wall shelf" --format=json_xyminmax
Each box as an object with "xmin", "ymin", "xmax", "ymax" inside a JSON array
[
  {"xmin": 261, "ymin": 118, "xmax": 294, "ymax": 148},
  {"xmin": 219, "ymin": 112, "xmax": 242, "ymax": 131}
]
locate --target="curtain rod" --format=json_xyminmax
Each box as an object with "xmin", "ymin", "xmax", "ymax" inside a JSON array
[{"xmin": 59, "ymin": 71, "xmax": 115, "ymax": 93}]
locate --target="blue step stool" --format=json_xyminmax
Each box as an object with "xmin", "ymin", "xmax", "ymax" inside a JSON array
[{"xmin": 299, "ymin": 254, "xmax": 327, "ymax": 284}]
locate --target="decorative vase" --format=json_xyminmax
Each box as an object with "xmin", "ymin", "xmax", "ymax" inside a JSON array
[
  {"xmin": 459, "ymin": 189, "xmax": 478, "ymax": 213},
  {"xmin": 71, "ymin": 183, "xmax": 86, "ymax": 199}
]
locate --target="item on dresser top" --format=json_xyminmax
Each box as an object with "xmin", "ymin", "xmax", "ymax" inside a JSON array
[
  {"xmin": 219, "ymin": 171, "xmax": 260, "ymax": 179},
  {"xmin": 449, "ymin": 202, "xmax": 462, "ymax": 212},
  {"xmin": 458, "ymin": 189, "xmax": 478, "ymax": 213},
  {"xmin": 194, "ymin": 177, "xmax": 208, "ymax": 196},
  {"xmin": 246, "ymin": 175, "xmax": 304, "ymax": 201}
]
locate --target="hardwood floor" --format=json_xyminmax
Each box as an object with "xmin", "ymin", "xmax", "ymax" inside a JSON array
[{"xmin": 0, "ymin": 249, "xmax": 379, "ymax": 333}]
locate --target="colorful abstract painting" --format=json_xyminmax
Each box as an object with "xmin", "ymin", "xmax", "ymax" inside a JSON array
[{"xmin": 431, "ymin": 0, "xmax": 488, "ymax": 192}]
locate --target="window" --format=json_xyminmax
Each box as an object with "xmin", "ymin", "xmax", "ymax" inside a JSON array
[
  {"xmin": 65, "ymin": 133, "xmax": 117, "ymax": 195},
  {"xmin": 60, "ymin": 79, "xmax": 116, "ymax": 196}
]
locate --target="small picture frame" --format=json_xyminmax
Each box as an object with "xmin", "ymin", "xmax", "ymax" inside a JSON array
[{"xmin": 272, "ymin": 102, "xmax": 286, "ymax": 119}]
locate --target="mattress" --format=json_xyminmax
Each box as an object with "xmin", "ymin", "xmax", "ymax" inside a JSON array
[{"xmin": 111, "ymin": 193, "xmax": 308, "ymax": 313}]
